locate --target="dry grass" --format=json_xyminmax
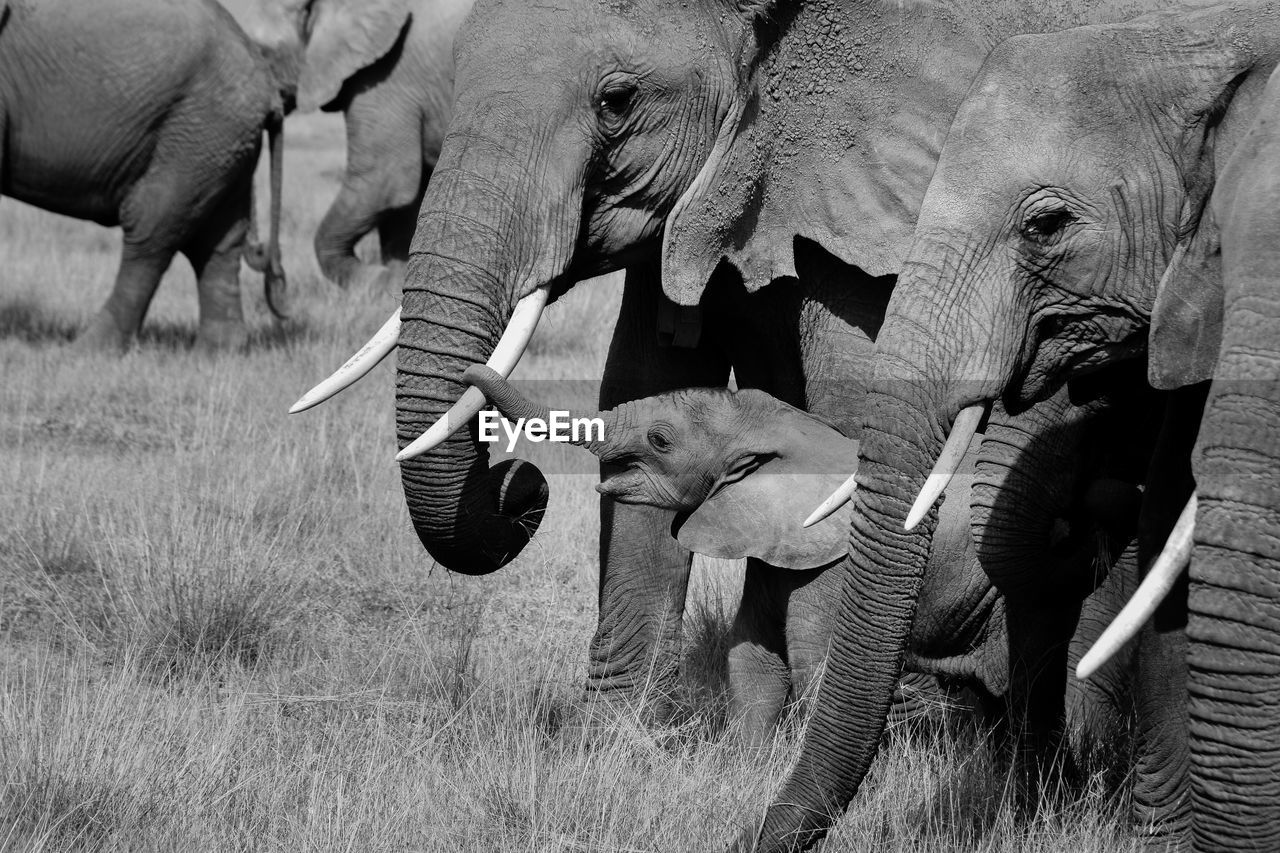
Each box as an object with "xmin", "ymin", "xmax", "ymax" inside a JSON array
[{"xmin": 0, "ymin": 113, "xmax": 1135, "ymax": 851}]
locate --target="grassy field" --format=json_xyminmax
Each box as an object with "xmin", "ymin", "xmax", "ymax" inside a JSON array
[{"xmin": 0, "ymin": 113, "xmax": 1136, "ymax": 851}]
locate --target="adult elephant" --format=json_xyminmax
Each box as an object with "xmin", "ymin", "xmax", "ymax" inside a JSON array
[
  {"xmin": 221, "ymin": 0, "xmax": 471, "ymax": 290},
  {"xmin": 736, "ymin": 4, "xmax": 1280, "ymax": 851},
  {"xmin": 0, "ymin": 0, "xmax": 287, "ymax": 351},
  {"xmin": 299, "ymin": 0, "xmax": 1172, "ymax": 724}
]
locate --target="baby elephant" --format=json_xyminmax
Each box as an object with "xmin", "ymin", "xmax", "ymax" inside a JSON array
[{"xmin": 463, "ymin": 365, "xmax": 1023, "ymax": 742}]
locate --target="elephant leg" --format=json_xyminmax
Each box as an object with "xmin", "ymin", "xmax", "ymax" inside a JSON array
[
  {"xmin": 1129, "ymin": 386, "xmax": 1206, "ymax": 849},
  {"xmin": 316, "ymin": 97, "xmax": 424, "ymax": 290},
  {"xmin": 377, "ymin": 182, "xmax": 426, "ymax": 266},
  {"xmin": 77, "ymin": 176, "xmax": 183, "ymax": 351},
  {"xmin": 1002, "ymin": 593, "xmax": 1081, "ymax": 806},
  {"xmin": 780, "ymin": 561, "xmax": 840, "ymax": 704},
  {"xmin": 1066, "ymin": 538, "xmax": 1139, "ymax": 779},
  {"xmin": 728, "ymin": 561, "xmax": 791, "ymax": 745},
  {"xmin": 181, "ymin": 179, "xmax": 251, "ymax": 351},
  {"xmin": 588, "ymin": 262, "xmax": 730, "ymax": 717}
]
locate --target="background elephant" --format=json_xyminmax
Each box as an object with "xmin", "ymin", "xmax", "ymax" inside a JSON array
[
  {"xmin": 221, "ymin": 0, "xmax": 471, "ymax": 290},
  {"xmin": 337, "ymin": 0, "xmax": 1182, "ymax": 733},
  {"xmin": 462, "ymin": 365, "xmax": 1143, "ymax": 759},
  {"xmin": 0, "ymin": 0, "xmax": 287, "ymax": 351},
  {"xmin": 743, "ymin": 5, "xmax": 1280, "ymax": 851}
]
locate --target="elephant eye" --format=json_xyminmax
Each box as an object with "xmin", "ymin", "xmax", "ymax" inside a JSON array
[
  {"xmin": 1021, "ymin": 207, "xmax": 1076, "ymax": 245},
  {"xmin": 647, "ymin": 427, "xmax": 673, "ymax": 452},
  {"xmin": 596, "ymin": 82, "xmax": 637, "ymax": 131}
]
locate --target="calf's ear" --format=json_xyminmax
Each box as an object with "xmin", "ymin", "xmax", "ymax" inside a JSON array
[{"xmin": 674, "ymin": 416, "xmax": 856, "ymax": 569}]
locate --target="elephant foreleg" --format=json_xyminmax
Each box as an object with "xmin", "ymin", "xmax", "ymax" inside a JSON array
[
  {"xmin": 1002, "ymin": 593, "xmax": 1081, "ymax": 806},
  {"xmin": 1130, "ymin": 386, "xmax": 1206, "ymax": 850},
  {"xmin": 727, "ymin": 561, "xmax": 792, "ymax": 745},
  {"xmin": 589, "ymin": 262, "xmax": 730, "ymax": 718}
]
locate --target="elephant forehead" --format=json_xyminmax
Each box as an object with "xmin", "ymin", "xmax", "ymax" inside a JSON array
[{"xmin": 464, "ymin": 0, "xmax": 702, "ymax": 46}]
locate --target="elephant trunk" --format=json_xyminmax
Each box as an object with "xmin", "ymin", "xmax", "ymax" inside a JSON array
[
  {"xmin": 1185, "ymin": 142, "xmax": 1280, "ymax": 848},
  {"xmin": 395, "ymin": 116, "xmax": 581, "ymax": 576},
  {"xmin": 751, "ymin": 359, "xmax": 945, "ymax": 850}
]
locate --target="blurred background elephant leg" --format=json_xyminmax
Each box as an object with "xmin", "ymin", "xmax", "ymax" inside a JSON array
[
  {"xmin": 376, "ymin": 195, "xmax": 423, "ymax": 276},
  {"xmin": 1130, "ymin": 387, "xmax": 1205, "ymax": 850},
  {"xmin": 589, "ymin": 262, "xmax": 729, "ymax": 719},
  {"xmin": 183, "ymin": 180, "xmax": 253, "ymax": 352},
  {"xmin": 727, "ymin": 561, "xmax": 791, "ymax": 745},
  {"xmin": 77, "ymin": 178, "xmax": 180, "ymax": 352},
  {"xmin": 315, "ymin": 91, "xmax": 425, "ymax": 292}
]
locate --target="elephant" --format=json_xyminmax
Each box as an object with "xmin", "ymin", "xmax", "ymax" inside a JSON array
[
  {"xmin": 294, "ymin": 0, "xmax": 1178, "ymax": 736},
  {"xmin": 0, "ymin": 0, "xmax": 287, "ymax": 351},
  {"xmin": 461, "ymin": 364, "xmax": 1146, "ymax": 756},
  {"xmin": 220, "ymin": 0, "xmax": 472, "ymax": 290},
  {"xmin": 737, "ymin": 4, "xmax": 1280, "ymax": 851}
]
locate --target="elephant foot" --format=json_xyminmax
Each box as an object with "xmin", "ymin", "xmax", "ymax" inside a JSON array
[
  {"xmin": 74, "ymin": 313, "xmax": 134, "ymax": 354},
  {"xmin": 195, "ymin": 319, "xmax": 249, "ymax": 353}
]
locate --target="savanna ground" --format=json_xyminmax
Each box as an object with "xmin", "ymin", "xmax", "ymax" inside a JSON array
[{"xmin": 0, "ymin": 113, "xmax": 1137, "ymax": 851}]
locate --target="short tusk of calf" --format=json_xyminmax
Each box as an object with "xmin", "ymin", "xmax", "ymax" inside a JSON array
[
  {"xmin": 905, "ymin": 404, "xmax": 985, "ymax": 531},
  {"xmin": 1076, "ymin": 494, "xmax": 1197, "ymax": 681},
  {"xmin": 395, "ymin": 287, "xmax": 549, "ymax": 462},
  {"xmin": 289, "ymin": 309, "xmax": 401, "ymax": 414},
  {"xmin": 803, "ymin": 472, "xmax": 858, "ymax": 529}
]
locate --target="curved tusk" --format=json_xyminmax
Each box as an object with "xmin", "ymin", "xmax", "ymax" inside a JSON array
[
  {"xmin": 289, "ymin": 309, "xmax": 401, "ymax": 414},
  {"xmin": 803, "ymin": 472, "xmax": 858, "ymax": 529},
  {"xmin": 905, "ymin": 404, "xmax": 986, "ymax": 531},
  {"xmin": 395, "ymin": 287, "xmax": 549, "ymax": 462},
  {"xmin": 1076, "ymin": 495, "xmax": 1197, "ymax": 681}
]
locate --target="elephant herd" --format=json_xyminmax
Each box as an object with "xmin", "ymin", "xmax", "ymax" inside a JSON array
[
  {"xmin": 6, "ymin": 0, "xmax": 1278, "ymax": 850},
  {"xmin": 0, "ymin": 0, "xmax": 467, "ymax": 349}
]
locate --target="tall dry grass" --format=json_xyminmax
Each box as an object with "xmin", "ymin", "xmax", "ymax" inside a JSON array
[{"xmin": 0, "ymin": 113, "xmax": 1136, "ymax": 851}]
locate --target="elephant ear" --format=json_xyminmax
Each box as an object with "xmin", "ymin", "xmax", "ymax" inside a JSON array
[
  {"xmin": 1148, "ymin": 208, "xmax": 1223, "ymax": 389},
  {"xmin": 674, "ymin": 418, "xmax": 857, "ymax": 570},
  {"xmin": 1143, "ymin": 4, "xmax": 1279, "ymax": 388},
  {"xmin": 661, "ymin": 0, "xmax": 988, "ymax": 304},
  {"xmin": 297, "ymin": 0, "xmax": 411, "ymax": 112}
]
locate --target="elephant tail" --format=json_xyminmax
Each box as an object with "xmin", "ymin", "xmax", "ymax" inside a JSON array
[{"xmin": 246, "ymin": 108, "xmax": 289, "ymax": 320}]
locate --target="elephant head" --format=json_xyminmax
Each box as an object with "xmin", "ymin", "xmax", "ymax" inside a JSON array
[
  {"xmin": 463, "ymin": 365, "xmax": 856, "ymax": 570},
  {"xmin": 748, "ymin": 6, "xmax": 1280, "ymax": 850},
  {"xmin": 219, "ymin": 0, "xmax": 413, "ymax": 112},
  {"xmin": 321, "ymin": 0, "xmax": 788, "ymax": 577}
]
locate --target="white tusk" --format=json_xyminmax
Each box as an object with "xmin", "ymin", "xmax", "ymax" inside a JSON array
[
  {"xmin": 905, "ymin": 404, "xmax": 985, "ymax": 531},
  {"xmin": 395, "ymin": 287, "xmax": 549, "ymax": 462},
  {"xmin": 1076, "ymin": 495, "xmax": 1197, "ymax": 681},
  {"xmin": 289, "ymin": 309, "xmax": 400, "ymax": 414},
  {"xmin": 803, "ymin": 472, "xmax": 858, "ymax": 529}
]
